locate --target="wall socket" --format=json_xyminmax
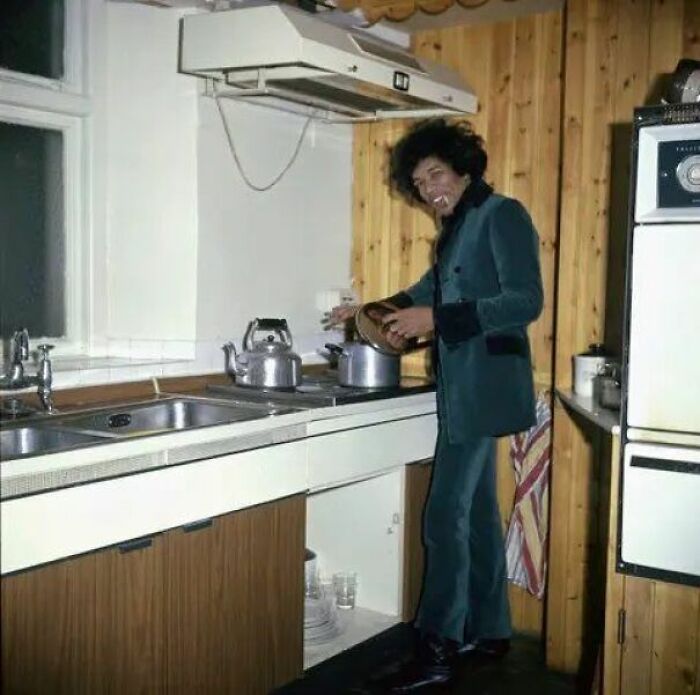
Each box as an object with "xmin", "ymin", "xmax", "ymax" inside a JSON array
[{"xmin": 315, "ymin": 287, "xmax": 357, "ymax": 313}]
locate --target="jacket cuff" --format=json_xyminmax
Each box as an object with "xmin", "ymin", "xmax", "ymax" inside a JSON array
[
  {"xmin": 435, "ymin": 301, "xmax": 482, "ymax": 344},
  {"xmin": 383, "ymin": 291, "xmax": 414, "ymax": 309}
]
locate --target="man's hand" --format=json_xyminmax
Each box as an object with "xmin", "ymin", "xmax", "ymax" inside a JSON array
[
  {"xmin": 327, "ymin": 304, "xmax": 359, "ymax": 326},
  {"xmin": 382, "ymin": 307, "xmax": 434, "ymax": 339}
]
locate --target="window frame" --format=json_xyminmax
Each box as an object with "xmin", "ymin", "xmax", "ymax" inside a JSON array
[{"xmin": 0, "ymin": 0, "xmax": 90, "ymax": 357}]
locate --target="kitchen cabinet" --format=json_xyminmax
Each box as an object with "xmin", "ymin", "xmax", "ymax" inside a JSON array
[
  {"xmin": 302, "ymin": 459, "xmax": 433, "ymax": 668},
  {"xmin": 165, "ymin": 499, "xmax": 305, "ymax": 693},
  {"xmin": 296, "ymin": 404, "xmax": 436, "ymax": 667},
  {"xmin": 1, "ymin": 388, "xmax": 439, "ymax": 691},
  {"xmin": 95, "ymin": 534, "xmax": 168, "ymax": 695},
  {"xmin": 1, "ymin": 548, "xmax": 100, "ymax": 694},
  {"xmin": 552, "ymin": 394, "xmax": 700, "ymax": 694},
  {"xmin": 1, "ymin": 534, "xmax": 169, "ymax": 695},
  {"xmin": 1, "ymin": 495, "xmax": 305, "ymax": 695},
  {"xmin": 600, "ymin": 437, "xmax": 700, "ymax": 695},
  {"xmin": 304, "ymin": 469, "xmax": 404, "ymax": 668}
]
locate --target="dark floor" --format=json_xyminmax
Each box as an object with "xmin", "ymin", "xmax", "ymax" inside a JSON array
[{"xmin": 275, "ymin": 624, "xmax": 576, "ymax": 695}]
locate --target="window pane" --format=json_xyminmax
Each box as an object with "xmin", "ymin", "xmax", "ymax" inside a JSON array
[
  {"xmin": 0, "ymin": 121, "xmax": 65, "ymax": 339},
  {"xmin": 0, "ymin": 0, "xmax": 64, "ymax": 80}
]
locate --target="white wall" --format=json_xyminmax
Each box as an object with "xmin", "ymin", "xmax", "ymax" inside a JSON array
[
  {"xmin": 196, "ymin": 98, "xmax": 352, "ymax": 359},
  {"xmin": 101, "ymin": 4, "xmax": 199, "ymax": 345},
  {"xmin": 93, "ymin": 3, "xmax": 352, "ymax": 364}
]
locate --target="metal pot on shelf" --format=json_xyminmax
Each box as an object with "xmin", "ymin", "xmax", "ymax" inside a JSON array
[
  {"xmin": 592, "ymin": 361, "xmax": 622, "ymax": 410},
  {"xmin": 223, "ymin": 318, "xmax": 302, "ymax": 389}
]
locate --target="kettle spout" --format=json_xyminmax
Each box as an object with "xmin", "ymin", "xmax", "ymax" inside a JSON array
[{"xmin": 222, "ymin": 342, "xmax": 246, "ymax": 378}]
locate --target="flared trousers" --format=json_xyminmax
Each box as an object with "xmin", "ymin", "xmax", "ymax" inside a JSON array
[{"xmin": 414, "ymin": 431, "xmax": 512, "ymax": 643}]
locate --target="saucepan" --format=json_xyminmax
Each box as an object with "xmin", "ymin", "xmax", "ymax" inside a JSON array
[
  {"xmin": 323, "ymin": 301, "xmax": 431, "ymax": 388},
  {"xmin": 324, "ymin": 342, "xmax": 401, "ymax": 388}
]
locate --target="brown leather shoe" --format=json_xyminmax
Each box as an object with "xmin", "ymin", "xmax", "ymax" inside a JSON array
[
  {"xmin": 381, "ymin": 633, "xmax": 457, "ymax": 693},
  {"xmin": 456, "ymin": 637, "xmax": 510, "ymax": 659}
]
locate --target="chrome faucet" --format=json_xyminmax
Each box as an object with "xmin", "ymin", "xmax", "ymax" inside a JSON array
[
  {"xmin": 34, "ymin": 343, "xmax": 55, "ymax": 412},
  {"xmin": 1, "ymin": 329, "xmax": 55, "ymax": 413},
  {"xmin": 7, "ymin": 328, "xmax": 30, "ymax": 386}
]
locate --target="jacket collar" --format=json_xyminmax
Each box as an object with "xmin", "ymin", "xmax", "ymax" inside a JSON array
[{"xmin": 436, "ymin": 177, "xmax": 493, "ymax": 255}]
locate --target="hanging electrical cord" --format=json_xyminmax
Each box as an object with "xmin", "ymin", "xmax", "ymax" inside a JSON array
[{"xmin": 213, "ymin": 84, "xmax": 316, "ymax": 192}]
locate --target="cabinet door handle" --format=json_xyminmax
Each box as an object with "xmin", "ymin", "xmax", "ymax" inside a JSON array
[
  {"xmin": 182, "ymin": 518, "xmax": 213, "ymax": 533},
  {"xmin": 117, "ymin": 537, "xmax": 153, "ymax": 554}
]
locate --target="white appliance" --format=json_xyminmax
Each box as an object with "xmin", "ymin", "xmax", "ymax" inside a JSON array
[
  {"xmin": 178, "ymin": 4, "xmax": 477, "ymax": 120},
  {"xmin": 620, "ymin": 103, "xmax": 700, "ymax": 586}
]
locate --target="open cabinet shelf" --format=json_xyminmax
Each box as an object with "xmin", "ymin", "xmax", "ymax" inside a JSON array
[
  {"xmin": 304, "ymin": 605, "xmax": 400, "ymax": 669},
  {"xmin": 304, "ymin": 468, "xmax": 405, "ymax": 670}
]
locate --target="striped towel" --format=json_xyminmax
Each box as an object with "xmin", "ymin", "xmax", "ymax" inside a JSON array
[{"xmin": 505, "ymin": 394, "xmax": 552, "ymax": 599}]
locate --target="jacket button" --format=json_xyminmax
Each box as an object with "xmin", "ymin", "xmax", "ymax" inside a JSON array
[{"xmin": 453, "ymin": 266, "xmax": 461, "ymax": 273}]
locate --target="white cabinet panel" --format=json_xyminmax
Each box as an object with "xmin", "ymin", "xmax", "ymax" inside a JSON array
[
  {"xmin": 627, "ymin": 223, "xmax": 700, "ymax": 433},
  {"xmin": 621, "ymin": 443, "xmax": 700, "ymax": 578},
  {"xmin": 307, "ymin": 415, "xmax": 437, "ymax": 490},
  {"xmin": 1, "ymin": 440, "xmax": 307, "ymax": 574},
  {"xmin": 306, "ymin": 469, "xmax": 404, "ymax": 616}
]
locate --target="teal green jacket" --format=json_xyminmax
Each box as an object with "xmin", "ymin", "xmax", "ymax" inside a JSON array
[{"xmin": 390, "ymin": 180, "xmax": 543, "ymax": 441}]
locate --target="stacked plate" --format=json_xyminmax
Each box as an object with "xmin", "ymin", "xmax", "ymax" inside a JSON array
[{"xmin": 304, "ymin": 595, "xmax": 340, "ymax": 645}]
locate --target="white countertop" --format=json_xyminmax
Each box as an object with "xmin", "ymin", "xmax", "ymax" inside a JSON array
[{"xmin": 1, "ymin": 391, "xmax": 437, "ymax": 500}]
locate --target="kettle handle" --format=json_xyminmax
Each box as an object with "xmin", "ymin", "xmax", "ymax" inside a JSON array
[
  {"xmin": 244, "ymin": 318, "xmax": 293, "ymax": 351},
  {"xmin": 324, "ymin": 343, "xmax": 344, "ymax": 355}
]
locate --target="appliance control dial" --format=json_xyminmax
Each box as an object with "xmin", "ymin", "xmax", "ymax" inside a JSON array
[{"xmin": 676, "ymin": 154, "xmax": 700, "ymax": 193}]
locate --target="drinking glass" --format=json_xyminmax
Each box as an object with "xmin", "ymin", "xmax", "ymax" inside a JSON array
[{"xmin": 332, "ymin": 572, "xmax": 357, "ymax": 609}]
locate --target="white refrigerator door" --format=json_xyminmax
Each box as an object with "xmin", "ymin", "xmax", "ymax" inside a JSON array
[
  {"xmin": 627, "ymin": 223, "xmax": 700, "ymax": 434},
  {"xmin": 621, "ymin": 442, "xmax": 700, "ymax": 579}
]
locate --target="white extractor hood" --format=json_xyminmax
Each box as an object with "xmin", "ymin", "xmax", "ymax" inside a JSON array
[{"xmin": 179, "ymin": 4, "xmax": 478, "ymax": 121}]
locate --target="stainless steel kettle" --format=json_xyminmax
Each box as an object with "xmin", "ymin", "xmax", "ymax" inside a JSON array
[{"xmin": 223, "ymin": 318, "xmax": 302, "ymax": 389}]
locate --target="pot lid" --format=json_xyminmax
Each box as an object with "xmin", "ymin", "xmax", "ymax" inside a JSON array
[{"xmin": 579, "ymin": 342, "xmax": 611, "ymax": 357}]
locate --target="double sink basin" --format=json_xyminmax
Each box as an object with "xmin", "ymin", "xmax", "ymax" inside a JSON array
[{"xmin": 0, "ymin": 396, "xmax": 297, "ymax": 461}]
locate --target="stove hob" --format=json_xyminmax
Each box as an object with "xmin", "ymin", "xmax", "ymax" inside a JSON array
[{"xmin": 207, "ymin": 372, "xmax": 434, "ymax": 408}]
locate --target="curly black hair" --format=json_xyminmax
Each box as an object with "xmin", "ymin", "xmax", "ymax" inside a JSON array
[{"xmin": 389, "ymin": 119, "xmax": 487, "ymax": 203}]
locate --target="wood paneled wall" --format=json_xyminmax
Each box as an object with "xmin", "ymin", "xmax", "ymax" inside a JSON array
[
  {"xmin": 350, "ymin": 0, "xmax": 700, "ymax": 661},
  {"xmin": 547, "ymin": 0, "xmax": 700, "ymax": 675},
  {"xmin": 352, "ymin": 9, "xmax": 564, "ymax": 637}
]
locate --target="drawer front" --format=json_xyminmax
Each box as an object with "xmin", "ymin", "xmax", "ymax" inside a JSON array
[
  {"xmin": 307, "ymin": 415, "xmax": 437, "ymax": 490},
  {"xmin": 621, "ymin": 442, "xmax": 700, "ymax": 583}
]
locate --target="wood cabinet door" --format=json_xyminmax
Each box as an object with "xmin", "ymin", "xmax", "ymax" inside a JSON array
[
  {"xmin": 2, "ymin": 495, "xmax": 305, "ymax": 695},
  {"xmin": 165, "ymin": 495, "xmax": 305, "ymax": 695},
  {"xmin": 402, "ymin": 460, "xmax": 432, "ymax": 622},
  {"xmin": 164, "ymin": 517, "xmax": 227, "ymax": 693},
  {"xmin": 1, "ymin": 552, "xmax": 98, "ymax": 695},
  {"xmin": 618, "ymin": 577, "xmax": 700, "ymax": 695},
  {"xmin": 1, "ymin": 535, "xmax": 167, "ymax": 695},
  {"xmin": 94, "ymin": 535, "xmax": 167, "ymax": 695},
  {"xmin": 218, "ymin": 495, "xmax": 305, "ymax": 694}
]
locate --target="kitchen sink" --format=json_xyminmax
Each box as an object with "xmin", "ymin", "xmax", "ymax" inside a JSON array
[
  {"xmin": 47, "ymin": 397, "xmax": 288, "ymax": 438},
  {"xmin": 0, "ymin": 426, "xmax": 113, "ymax": 460},
  {"xmin": 0, "ymin": 397, "xmax": 297, "ymax": 461}
]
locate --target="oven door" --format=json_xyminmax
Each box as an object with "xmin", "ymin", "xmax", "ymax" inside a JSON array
[{"xmin": 620, "ymin": 442, "xmax": 700, "ymax": 585}]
